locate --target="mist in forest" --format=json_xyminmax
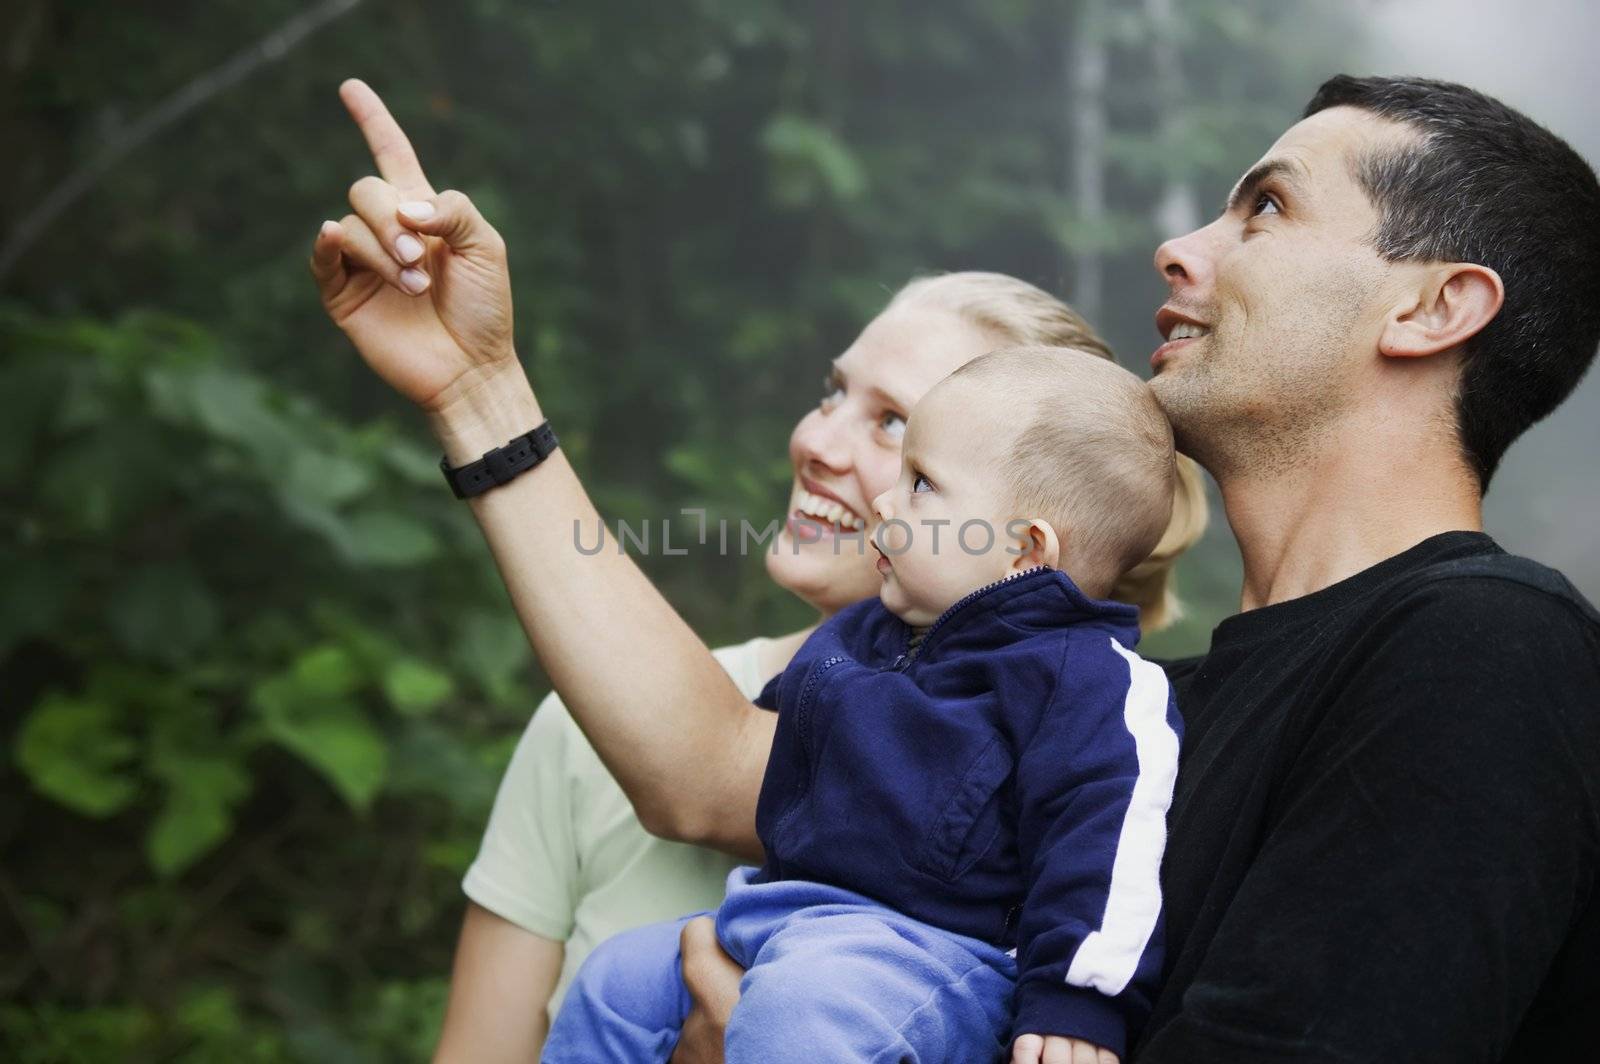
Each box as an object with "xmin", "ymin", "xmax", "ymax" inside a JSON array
[{"xmin": 1370, "ymin": 0, "xmax": 1600, "ymax": 599}]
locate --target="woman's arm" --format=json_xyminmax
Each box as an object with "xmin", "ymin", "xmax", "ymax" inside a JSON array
[
  {"xmin": 310, "ymin": 80, "xmax": 770, "ymax": 854},
  {"xmin": 434, "ymin": 903, "xmax": 563, "ymax": 1062},
  {"xmin": 429, "ymin": 370, "xmax": 773, "ymax": 856}
]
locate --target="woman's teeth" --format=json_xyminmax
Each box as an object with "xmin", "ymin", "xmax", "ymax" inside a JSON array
[{"xmin": 794, "ymin": 490, "xmax": 865, "ymax": 530}]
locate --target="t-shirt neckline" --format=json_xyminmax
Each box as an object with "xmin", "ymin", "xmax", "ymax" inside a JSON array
[{"xmin": 1208, "ymin": 530, "xmax": 1499, "ymax": 649}]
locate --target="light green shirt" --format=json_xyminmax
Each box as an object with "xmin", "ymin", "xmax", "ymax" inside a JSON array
[{"xmin": 462, "ymin": 637, "xmax": 773, "ymax": 1015}]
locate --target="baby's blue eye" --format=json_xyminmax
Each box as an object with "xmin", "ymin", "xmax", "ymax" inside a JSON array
[{"xmin": 911, "ymin": 473, "xmax": 933, "ymax": 493}]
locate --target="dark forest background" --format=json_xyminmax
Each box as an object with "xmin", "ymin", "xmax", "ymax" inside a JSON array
[{"xmin": 3, "ymin": 1, "xmax": 1591, "ymax": 1059}]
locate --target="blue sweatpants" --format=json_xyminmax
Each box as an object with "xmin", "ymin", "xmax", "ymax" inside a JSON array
[{"xmin": 542, "ymin": 866, "xmax": 1017, "ymax": 1064}]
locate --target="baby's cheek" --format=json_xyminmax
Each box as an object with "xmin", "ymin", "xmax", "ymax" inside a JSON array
[{"xmin": 920, "ymin": 557, "xmax": 970, "ymax": 614}]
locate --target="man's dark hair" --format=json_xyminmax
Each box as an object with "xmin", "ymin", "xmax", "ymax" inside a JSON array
[{"xmin": 1304, "ymin": 74, "xmax": 1600, "ymax": 489}]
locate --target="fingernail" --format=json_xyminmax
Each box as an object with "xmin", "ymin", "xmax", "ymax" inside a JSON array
[
  {"xmin": 395, "ymin": 234, "xmax": 424, "ymax": 262},
  {"xmin": 398, "ymin": 200, "xmax": 435, "ymax": 221},
  {"xmin": 319, "ymin": 220, "xmax": 339, "ymax": 238},
  {"xmin": 400, "ymin": 268, "xmax": 430, "ymax": 294}
]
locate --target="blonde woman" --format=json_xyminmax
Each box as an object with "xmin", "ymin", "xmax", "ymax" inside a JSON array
[{"xmin": 308, "ymin": 82, "xmax": 1205, "ymax": 1063}]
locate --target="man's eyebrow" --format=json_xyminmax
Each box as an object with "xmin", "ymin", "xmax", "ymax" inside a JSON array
[{"xmin": 1225, "ymin": 158, "xmax": 1306, "ymax": 214}]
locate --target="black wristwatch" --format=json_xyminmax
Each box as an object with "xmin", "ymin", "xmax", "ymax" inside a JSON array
[{"xmin": 440, "ymin": 420, "xmax": 559, "ymax": 499}]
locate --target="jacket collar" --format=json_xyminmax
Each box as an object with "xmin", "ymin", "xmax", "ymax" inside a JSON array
[{"xmin": 868, "ymin": 566, "xmax": 1141, "ymax": 664}]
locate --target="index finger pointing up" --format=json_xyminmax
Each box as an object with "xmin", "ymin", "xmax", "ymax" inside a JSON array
[{"xmin": 339, "ymin": 78, "xmax": 435, "ymax": 197}]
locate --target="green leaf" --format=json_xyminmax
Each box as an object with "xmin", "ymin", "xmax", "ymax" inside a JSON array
[
  {"xmin": 188, "ymin": 367, "xmax": 295, "ymax": 462},
  {"xmin": 761, "ymin": 114, "xmax": 867, "ymax": 205},
  {"xmin": 422, "ymin": 838, "xmax": 477, "ymax": 872},
  {"xmin": 343, "ymin": 511, "xmax": 440, "ymax": 567},
  {"xmin": 382, "ymin": 660, "xmax": 455, "ymax": 716},
  {"xmin": 388, "ymin": 721, "xmax": 496, "ymax": 815},
  {"xmin": 380, "ymin": 435, "xmax": 445, "ymax": 486},
  {"xmin": 308, "ymin": 603, "xmax": 404, "ymax": 675},
  {"xmin": 36, "ymin": 434, "xmax": 143, "ymax": 536},
  {"xmin": 146, "ymin": 753, "xmax": 251, "ymax": 876},
  {"xmin": 175, "ymin": 986, "xmax": 244, "ymax": 1040},
  {"xmin": 15, "ymin": 695, "xmax": 138, "ymax": 817},
  {"xmin": 265, "ymin": 707, "xmax": 388, "ymax": 811},
  {"xmin": 106, "ymin": 562, "xmax": 220, "ymax": 663},
  {"xmin": 251, "ymin": 648, "xmax": 385, "ymax": 809},
  {"xmin": 292, "ymin": 644, "xmax": 363, "ymax": 698},
  {"xmin": 248, "ymin": 672, "xmax": 304, "ymax": 721},
  {"xmin": 453, "ymin": 611, "xmax": 531, "ymax": 701},
  {"xmin": 663, "ymin": 445, "xmax": 721, "ymax": 494},
  {"xmin": 279, "ymin": 494, "xmax": 356, "ymax": 558},
  {"xmin": 283, "ymin": 449, "xmax": 373, "ymax": 507}
]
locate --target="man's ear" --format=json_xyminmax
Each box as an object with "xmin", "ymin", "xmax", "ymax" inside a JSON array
[
  {"xmin": 1379, "ymin": 262, "xmax": 1503, "ymax": 360},
  {"xmin": 1012, "ymin": 518, "xmax": 1061, "ymax": 571}
]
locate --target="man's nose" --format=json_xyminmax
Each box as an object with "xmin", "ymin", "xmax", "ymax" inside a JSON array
[{"xmin": 1154, "ymin": 220, "xmax": 1220, "ymax": 292}]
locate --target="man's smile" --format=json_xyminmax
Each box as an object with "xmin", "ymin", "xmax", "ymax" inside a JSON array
[{"xmin": 1153, "ymin": 306, "xmax": 1212, "ymax": 369}]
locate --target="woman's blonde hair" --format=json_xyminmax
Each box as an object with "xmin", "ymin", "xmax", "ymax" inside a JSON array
[{"xmin": 887, "ymin": 271, "xmax": 1209, "ymax": 633}]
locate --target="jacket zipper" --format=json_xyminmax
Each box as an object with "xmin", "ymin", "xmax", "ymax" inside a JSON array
[
  {"xmin": 1002, "ymin": 901, "xmax": 1023, "ymax": 941},
  {"xmin": 768, "ymin": 654, "xmax": 849, "ymax": 870},
  {"xmin": 887, "ymin": 566, "xmax": 1051, "ymax": 672},
  {"xmin": 796, "ymin": 654, "xmax": 848, "ymax": 758}
]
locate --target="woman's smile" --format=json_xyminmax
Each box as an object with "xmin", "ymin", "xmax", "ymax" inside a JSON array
[{"xmin": 789, "ymin": 478, "xmax": 868, "ymax": 532}]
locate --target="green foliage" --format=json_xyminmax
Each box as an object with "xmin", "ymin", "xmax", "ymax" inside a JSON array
[
  {"xmin": 0, "ymin": 305, "xmax": 531, "ymax": 1058},
  {"xmin": 763, "ymin": 113, "xmax": 869, "ymax": 205},
  {"xmin": 146, "ymin": 747, "xmax": 251, "ymax": 877},
  {"xmin": 1, "ymin": 0, "xmax": 1361, "ymax": 1057},
  {"xmin": 15, "ymin": 695, "xmax": 139, "ymax": 818},
  {"xmin": 384, "ymin": 660, "xmax": 456, "ymax": 717}
]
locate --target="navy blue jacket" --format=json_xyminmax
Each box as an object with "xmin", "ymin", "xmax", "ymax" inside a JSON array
[{"xmin": 752, "ymin": 567, "xmax": 1182, "ymax": 1054}]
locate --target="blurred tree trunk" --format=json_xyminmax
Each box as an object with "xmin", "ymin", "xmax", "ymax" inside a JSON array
[
  {"xmin": 808, "ymin": 0, "xmax": 850, "ymax": 277},
  {"xmin": 1068, "ymin": 0, "xmax": 1106, "ymax": 321},
  {"xmin": 1147, "ymin": 0, "xmax": 1199, "ymax": 239}
]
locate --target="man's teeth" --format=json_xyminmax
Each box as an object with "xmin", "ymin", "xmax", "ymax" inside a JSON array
[
  {"xmin": 1168, "ymin": 322, "xmax": 1209, "ymax": 342},
  {"xmin": 795, "ymin": 490, "xmax": 864, "ymax": 530}
]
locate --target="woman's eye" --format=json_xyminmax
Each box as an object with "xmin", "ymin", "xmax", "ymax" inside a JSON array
[
  {"xmin": 820, "ymin": 374, "xmax": 845, "ymax": 407},
  {"xmin": 880, "ymin": 412, "xmax": 907, "ymax": 440},
  {"xmin": 911, "ymin": 472, "xmax": 932, "ymax": 493},
  {"xmin": 1251, "ymin": 191, "xmax": 1281, "ymax": 217}
]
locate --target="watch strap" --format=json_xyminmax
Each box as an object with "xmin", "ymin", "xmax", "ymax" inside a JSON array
[{"xmin": 440, "ymin": 420, "xmax": 559, "ymax": 499}]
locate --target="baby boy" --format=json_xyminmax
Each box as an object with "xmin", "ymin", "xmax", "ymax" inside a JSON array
[{"xmin": 542, "ymin": 346, "xmax": 1183, "ymax": 1064}]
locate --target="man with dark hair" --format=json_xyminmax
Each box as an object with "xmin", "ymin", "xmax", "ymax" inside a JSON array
[
  {"xmin": 1302, "ymin": 75, "xmax": 1600, "ymax": 489},
  {"xmin": 1139, "ymin": 74, "xmax": 1600, "ymax": 1061}
]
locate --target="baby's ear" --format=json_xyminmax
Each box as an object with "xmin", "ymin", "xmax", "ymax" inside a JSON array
[{"xmin": 1011, "ymin": 518, "xmax": 1061, "ymax": 571}]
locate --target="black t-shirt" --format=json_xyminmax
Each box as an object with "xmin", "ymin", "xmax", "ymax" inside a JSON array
[{"xmin": 1137, "ymin": 531, "xmax": 1600, "ymax": 1063}]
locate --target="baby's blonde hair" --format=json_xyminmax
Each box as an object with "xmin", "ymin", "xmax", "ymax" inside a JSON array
[
  {"xmin": 943, "ymin": 347, "xmax": 1178, "ymax": 605},
  {"xmin": 888, "ymin": 272, "xmax": 1207, "ymax": 631}
]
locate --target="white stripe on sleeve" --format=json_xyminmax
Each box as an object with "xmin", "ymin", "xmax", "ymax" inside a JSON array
[{"xmin": 1063, "ymin": 638, "xmax": 1181, "ymax": 997}]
